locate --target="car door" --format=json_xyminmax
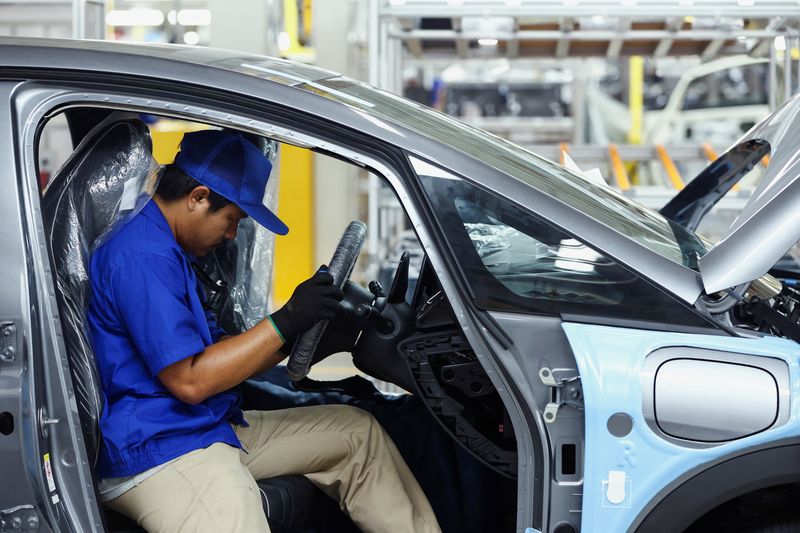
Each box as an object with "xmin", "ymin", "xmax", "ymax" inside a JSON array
[
  {"xmin": 658, "ymin": 139, "xmax": 769, "ymax": 232},
  {"xmin": 4, "ymin": 80, "xmax": 108, "ymax": 533},
  {"xmin": 0, "ymin": 80, "xmax": 58, "ymax": 531},
  {"xmin": 562, "ymin": 323, "xmax": 800, "ymax": 533}
]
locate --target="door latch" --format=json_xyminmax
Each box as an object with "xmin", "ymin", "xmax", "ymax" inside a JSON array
[
  {"xmin": 0, "ymin": 505, "xmax": 38, "ymax": 532},
  {"xmin": 0, "ymin": 322, "xmax": 17, "ymax": 363},
  {"xmin": 38, "ymin": 407, "xmax": 60, "ymax": 439},
  {"xmin": 539, "ymin": 367, "xmax": 583, "ymax": 424}
]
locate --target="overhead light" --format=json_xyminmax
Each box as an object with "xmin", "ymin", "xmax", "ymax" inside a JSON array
[
  {"xmin": 446, "ymin": 0, "xmax": 464, "ymax": 5},
  {"xmin": 478, "ymin": 38, "xmax": 499, "ymax": 46},
  {"xmin": 167, "ymin": 9, "xmax": 212, "ymax": 26},
  {"xmin": 389, "ymin": 0, "xmax": 407, "ymax": 4},
  {"xmin": 737, "ymin": 35, "xmax": 748, "ymax": 42},
  {"xmin": 678, "ymin": 0, "xmax": 694, "ymax": 5},
  {"xmin": 592, "ymin": 15, "xmax": 605, "ymax": 24},
  {"xmin": 504, "ymin": 0, "xmax": 523, "ymax": 4},
  {"xmin": 620, "ymin": 0, "xmax": 637, "ymax": 5},
  {"xmin": 183, "ymin": 31, "xmax": 200, "ymax": 45},
  {"xmin": 775, "ymin": 35, "xmax": 786, "ymax": 51},
  {"xmin": 277, "ymin": 31, "xmax": 291, "ymax": 52},
  {"xmin": 737, "ymin": 0, "xmax": 754, "ymax": 5},
  {"xmin": 106, "ymin": 9, "xmax": 164, "ymax": 27},
  {"xmin": 178, "ymin": 9, "xmax": 211, "ymax": 26},
  {"xmin": 562, "ymin": 0, "xmax": 579, "ymax": 5}
]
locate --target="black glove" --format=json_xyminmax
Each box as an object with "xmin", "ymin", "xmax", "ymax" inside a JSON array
[
  {"xmin": 279, "ymin": 305, "xmax": 359, "ymax": 361},
  {"xmin": 270, "ymin": 267, "xmax": 343, "ymax": 340}
]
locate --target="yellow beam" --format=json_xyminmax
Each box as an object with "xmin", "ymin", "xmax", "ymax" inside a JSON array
[
  {"xmin": 655, "ymin": 144, "xmax": 684, "ymax": 190},
  {"xmin": 628, "ymin": 56, "xmax": 644, "ymax": 145},
  {"xmin": 607, "ymin": 144, "xmax": 631, "ymax": 190},
  {"xmin": 282, "ymin": 0, "xmax": 315, "ymax": 61},
  {"xmin": 148, "ymin": 121, "xmax": 209, "ymax": 164},
  {"xmin": 302, "ymin": 0, "xmax": 313, "ymax": 42},
  {"xmin": 273, "ymin": 145, "xmax": 314, "ymax": 306},
  {"xmin": 701, "ymin": 142, "xmax": 718, "ymax": 162},
  {"xmin": 559, "ymin": 142, "xmax": 569, "ymax": 166}
]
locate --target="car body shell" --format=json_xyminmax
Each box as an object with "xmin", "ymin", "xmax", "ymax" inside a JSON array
[{"xmin": 2, "ymin": 37, "xmax": 800, "ymax": 533}]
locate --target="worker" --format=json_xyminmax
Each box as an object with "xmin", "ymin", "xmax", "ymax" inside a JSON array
[{"xmin": 87, "ymin": 129, "xmax": 441, "ymax": 533}]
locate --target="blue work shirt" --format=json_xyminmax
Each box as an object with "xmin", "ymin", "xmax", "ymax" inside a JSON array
[{"xmin": 88, "ymin": 199, "xmax": 245, "ymax": 479}]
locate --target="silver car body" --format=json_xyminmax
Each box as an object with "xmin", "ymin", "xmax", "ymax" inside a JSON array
[
  {"xmin": 700, "ymin": 94, "xmax": 800, "ymax": 292},
  {"xmin": 2, "ymin": 37, "xmax": 800, "ymax": 533}
]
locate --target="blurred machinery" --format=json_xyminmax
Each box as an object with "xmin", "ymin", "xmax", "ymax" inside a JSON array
[{"xmin": 365, "ymin": 0, "xmax": 800, "ymax": 277}]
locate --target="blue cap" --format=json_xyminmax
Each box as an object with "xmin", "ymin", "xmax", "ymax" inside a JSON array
[{"xmin": 174, "ymin": 130, "xmax": 288, "ymax": 235}]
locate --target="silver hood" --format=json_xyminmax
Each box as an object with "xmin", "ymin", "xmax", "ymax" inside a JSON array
[{"xmin": 700, "ymin": 93, "xmax": 800, "ymax": 293}]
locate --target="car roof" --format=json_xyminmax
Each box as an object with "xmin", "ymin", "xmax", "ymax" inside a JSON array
[
  {"xmin": 0, "ymin": 36, "xmax": 340, "ymax": 85},
  {"xmin": 1, "ymin": 37, "xmax": 710, "ymax": 305}
]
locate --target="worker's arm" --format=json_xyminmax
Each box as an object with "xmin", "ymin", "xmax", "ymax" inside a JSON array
[
  {"xmin": 158, "ymin": 318, "xmax": 286, "ymax": 404},
  {"xmin": 250, "ymin": 345, "xmax": 293, "ymax": 378},
  {"xmin": 158, "ymin": 269, "xmax": 341, "ymax": 404}
]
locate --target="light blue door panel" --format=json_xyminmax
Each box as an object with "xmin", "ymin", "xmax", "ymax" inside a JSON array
[{"xmin": 562, "ymin": 323, "xmax": 800, "ymax": 533}]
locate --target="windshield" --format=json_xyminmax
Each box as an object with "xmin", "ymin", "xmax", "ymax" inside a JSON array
[{"xmin": 308, "ymin": 76, "xmax": 708, "ymax": 269}]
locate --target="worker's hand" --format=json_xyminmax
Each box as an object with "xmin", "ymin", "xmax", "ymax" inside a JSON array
[{"xmin": 270, "ymin": 266, "xmax": 343, "ymax": 340}]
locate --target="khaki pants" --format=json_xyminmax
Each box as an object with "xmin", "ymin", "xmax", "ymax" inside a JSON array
[{"xmin": 106, "ymin": 405, "xmax": 441, "ymax": 533}]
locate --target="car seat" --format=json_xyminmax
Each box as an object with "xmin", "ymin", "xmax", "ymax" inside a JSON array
[{"xmin": 41, "ymin": 117, "xmax": 316, "ymax": 533}]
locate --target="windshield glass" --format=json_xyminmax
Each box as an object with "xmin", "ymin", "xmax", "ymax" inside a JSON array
[{"xmin": 308, "ymin": 76, "xmax": 708, "ymax": 269}]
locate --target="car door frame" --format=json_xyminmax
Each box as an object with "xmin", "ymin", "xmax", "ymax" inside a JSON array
[
  {"xmin": 10, "ymin": 77, "xmax": 545, "ymax": 532},
  {"xmin": 0, "ymin": 80, "xmax": 79, "ymax": 533}
]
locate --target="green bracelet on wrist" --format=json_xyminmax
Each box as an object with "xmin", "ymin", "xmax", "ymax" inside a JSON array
[{"xmin": 267, "ymin": 315, "xmax": 286, "ymax": 343}]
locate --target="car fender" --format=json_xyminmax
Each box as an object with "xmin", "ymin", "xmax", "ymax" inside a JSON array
[{"xmin": 631, "ymin": 438, "xmax": 800, "ymax": 532}]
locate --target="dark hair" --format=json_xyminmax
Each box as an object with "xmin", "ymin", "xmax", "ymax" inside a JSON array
[{"xmin": 155, "ymin": 163, "xmax": 231, "ymax": 212}]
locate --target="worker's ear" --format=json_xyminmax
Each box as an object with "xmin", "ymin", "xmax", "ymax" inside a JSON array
[{"xmin": 187, "ymin": 186, "xmax": 211, "ymax": 212}]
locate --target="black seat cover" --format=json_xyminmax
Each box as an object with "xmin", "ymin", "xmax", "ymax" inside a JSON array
[
  {"xmin": 42, "ymin": 118, "xmax": 317, "ymax": 531},
  {"xmin": 103, "ymin": 476, "xmax": 318, "ymax": 533},
  {"xmin": 257, "ymin": 476, "xmax": 318, "ymax": 532}
]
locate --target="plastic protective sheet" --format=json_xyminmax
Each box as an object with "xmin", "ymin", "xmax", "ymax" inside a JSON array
[
  {"xmin": 90, "ymin": 157, "xmax": 162, "ymax": 252},
  {"xmin": 197, "ymin": 139, "xmax": 279, "ymax": 333},
  {"xmin": 464, "ymin": 220, "xmax": 634, "ymax": 305},
  {"xmin": 43, "ymin": 118, "xmax": 160, "ymax": 463}
]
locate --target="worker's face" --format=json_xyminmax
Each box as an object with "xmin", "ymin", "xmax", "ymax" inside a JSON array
[{"xmin": 182, "ymin": 187, "xmax": 247, "ymax": 257}]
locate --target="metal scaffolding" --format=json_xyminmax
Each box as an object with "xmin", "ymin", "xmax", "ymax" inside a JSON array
[
  {"xmin": 370, "ymin": 0, "xmax": 800, "ymax": 88},
  {"xmin": 365, "ymin": 0, "xmax": 800, "ymax": 270},
  {"xmin": 0, "ymin": 0, "xmax": 106, "ymax": 39},
  {"xmin": 376, "ymin": 0, "xmax": 800, "ymax": 61}
]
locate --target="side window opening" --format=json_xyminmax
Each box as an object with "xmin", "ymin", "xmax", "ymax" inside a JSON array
[
  {"xmin": 35, "ymin": 106, "xmax": 421, "ymax": 389},
  {"xmin": 683, "ymin": 63, "xmax": 769, "ymax": 111},
  {"xmin": 37, "ymin": 112, "xmax": 72, "ymax": 189},
  {"xmin": 456, "ymin": 197, "xmax": 637, "ymax": 306},
  {"xmin": 418, "ymin": 167, "xmax": 711, "ymax": 328},
  {"xmin": 33, "ymin": 104, "xmax": 520, "ymax": 529}
]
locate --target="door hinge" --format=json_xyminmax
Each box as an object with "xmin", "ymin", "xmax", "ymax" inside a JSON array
[
  {"xmin": 539, "ymin": 367, "xmax": 583, "ymax": 424},
  {"xmin": 0, "ymin": 322, "xmax": 17, "ymax": 363},
  {"xmin": 0, "ymin": 505, "xmax": 38, "ymax": 532}
]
